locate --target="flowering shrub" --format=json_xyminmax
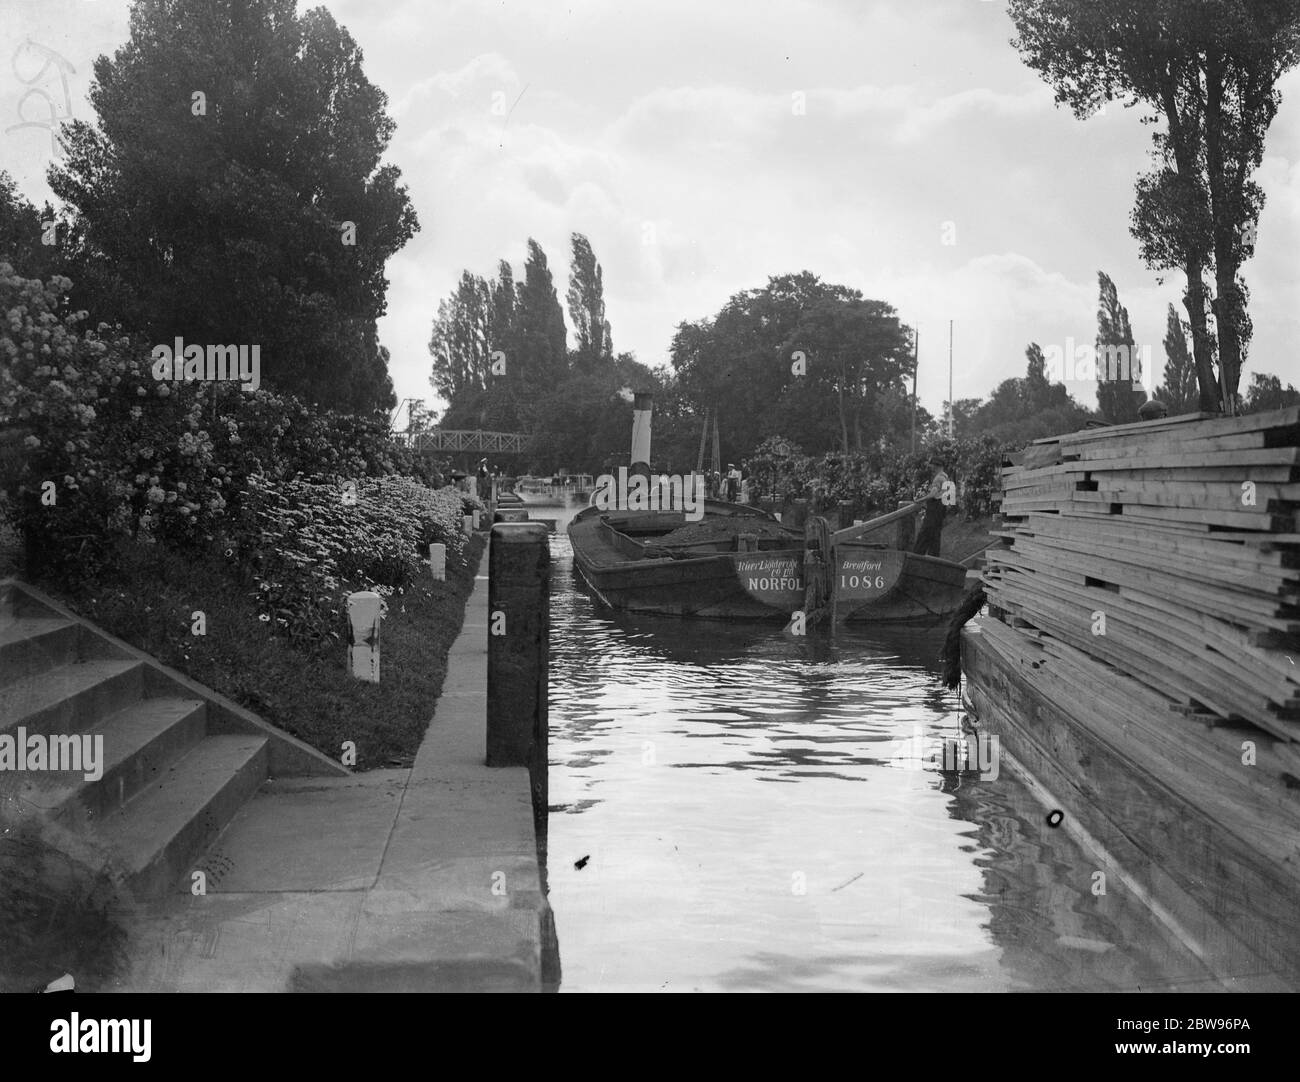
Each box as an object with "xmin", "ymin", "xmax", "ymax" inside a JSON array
[
  {"xmin": 0, "ymin": 264, "xmax": 443, "ymax": 578},
  {"xmin": 743, "ymin": 432, "xmax": 1005, "ymax": 520},
  {"xmin": 237, "ymin": 475, "xmax": 468, "ymax": 648}
]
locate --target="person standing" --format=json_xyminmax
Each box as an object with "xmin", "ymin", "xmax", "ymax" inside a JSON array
[
  {"xmin": 726, "ymin": 463, "xmax": 741, "ymax": 502},
  {"xmin": 912, "ymin": 465, "xmax": 949, "ymax": 557}
]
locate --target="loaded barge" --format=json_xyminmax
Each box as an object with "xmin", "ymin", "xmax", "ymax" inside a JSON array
[
  {"xmin": 960, "ymin": 405, "xmax": 1300, "ymax": 989},
  {"xmin": 567, "ymin": 392, "xmax": 969, "ymax": 625}
]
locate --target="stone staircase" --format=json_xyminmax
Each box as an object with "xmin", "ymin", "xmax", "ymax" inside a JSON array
[{"xmin": 0, "ymin": 578, "xmax": 347, "ymax": 898}]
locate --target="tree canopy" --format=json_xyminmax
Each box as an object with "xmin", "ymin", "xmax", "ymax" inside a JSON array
[
  {"xmin": 48, "ymin": 0, "xmax": 418, "ymax": 413},
  {"xmin": 1009, "ymin": 0, "xmax": 1300, "ymax": 413}
]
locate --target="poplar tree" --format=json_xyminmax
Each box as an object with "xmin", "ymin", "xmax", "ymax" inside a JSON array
[
  {"xmin": 566, "ymin": 232, "xmax": 612, "ymax": 366},
  {"xmin": 1095, "ymin": 271, "xmax": 1143, "ymax": 425},
  {"xmin": 1158, "ymin": 302, "xmax": 1200, "ymax": 414}
]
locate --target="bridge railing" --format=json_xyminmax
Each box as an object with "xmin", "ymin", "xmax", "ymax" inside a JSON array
[{"xmin": 400, "ymin": 430, "xmax": 530, "ymax": 454}]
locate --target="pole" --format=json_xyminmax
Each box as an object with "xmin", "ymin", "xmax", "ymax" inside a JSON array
[
  {"xmin": 948, "ymin": 319, "xmax": 954, "ymax": 439},
  {"xmin": 910, "ymin": 329, "xmax": 918, "ymax": 454}
]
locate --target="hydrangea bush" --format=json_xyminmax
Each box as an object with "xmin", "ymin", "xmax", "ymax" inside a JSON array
[
  {"xmin": 0, "ymin": 264, "xmax": 446, "ymax": 586},
  {"xmin": 238, "ymin": 475, "xmax": 470, "ymax": 649}
]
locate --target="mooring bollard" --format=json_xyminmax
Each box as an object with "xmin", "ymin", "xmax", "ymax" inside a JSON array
[
  {"xmin": 487, "ymin": 523, "xmax": 550, "ymax": 830},
  {"xmin": 346, "ymin": 591, "xmax": 382, "ymax": 682},
  {"xmin": 429, "ymin": 542, "xmax": 446, "ymax": 581}
]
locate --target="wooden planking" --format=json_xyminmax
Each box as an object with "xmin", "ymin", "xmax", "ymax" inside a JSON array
[
  {"xmin": 1040, "ymin": 406, "xmax": 1300, "ymax": 447},
  {"xmin": 984, "ymin": 408, "xmax": 1300, "ymax": 751}
]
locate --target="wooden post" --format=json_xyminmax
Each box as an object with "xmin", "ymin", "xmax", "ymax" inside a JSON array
[
  {"xmin": 429, "ymin": 543, "xmax": 446, "ymax": 581},
  {"xmin": 895, "ymin": 501, "xmax": 915, "ymax": 552},
  {"xmin": 346, "ymin": 591, "xmax": 382, "ymax": 682},
  {"xmin": 487, "ymin": 524, "xmax": 550, "ymax": 834}
]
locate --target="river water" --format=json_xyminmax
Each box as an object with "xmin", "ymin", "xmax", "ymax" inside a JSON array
[{"xmin": 538, "ymin": 504, "xmax": 1219, "ymax": 993}]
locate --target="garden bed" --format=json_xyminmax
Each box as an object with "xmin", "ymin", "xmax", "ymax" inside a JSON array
[{"xmin": 36, "ymin": 533, "xmax": 486, "ymax": 768}]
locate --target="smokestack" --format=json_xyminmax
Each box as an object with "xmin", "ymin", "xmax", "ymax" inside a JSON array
[{"xmin": 630, "ymin": 391, "xmax": 653, "ymax": 479}]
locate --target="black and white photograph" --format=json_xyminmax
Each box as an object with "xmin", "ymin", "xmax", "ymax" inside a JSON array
[{"xmin": 1, "ymin": 0, "xmax": 1298, "ymax": 1045}]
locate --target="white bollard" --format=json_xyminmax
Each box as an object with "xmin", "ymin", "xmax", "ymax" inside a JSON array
[
  {"xmin": 429, "ymin": 542, "xmax": 446, "ymax": 581},
  {"xmin": 346, "ymin": 591, "xmax": 382, "ymax": 682},
  {"xmin": 462, "ymin": 514, "xmax": 473, "ymax": 535}
]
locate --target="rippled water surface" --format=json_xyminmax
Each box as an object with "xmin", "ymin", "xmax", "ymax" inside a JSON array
[{"xmin": 540, "ymin": 507, "xmax": 1218, "ymax": 993}]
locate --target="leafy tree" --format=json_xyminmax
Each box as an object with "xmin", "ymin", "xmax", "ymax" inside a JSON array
[
  {"xmin": 1243, "ymin": 372, "xmax": 1300, "ymax": 413},
  {"xmin": 1157, "ymin": 302, "xmax": 1200, "ymax": 414},
  {"xmin": 0, "ymin": 173, "xmax": 63, "ymax": 281},
  {"xmin": 49, "ymin": 0, "xmax": 418, "ymax": 413},
  {"xmin": 670, "ymin": 272, "xmax": 910, "ymax": 459},
  {"xmin": 429, "ymin": 271, "xmax": 491, "ymax": 404},
  {"xmin": 566, "ymin": 233, "xmax": 612, "ymax": 367},
  {"xmin": 1009, "ymin": 0, "xmax": 1300, "ymax": 412},
  {"xmin": 778, "ymin": 297, "xmax": 912, "ymax": 454},
  {"xmin": 430, "ymin": 241, "xmax": 571, "ymax": 435},
  {"xmin": 1095, "ymin": 271, "xmax": 1144, "ymax": 424},
  {"xmin": 948, "ymin": 397, "xmax": 984, "ymax": 440},
  {"xmin": 965, "ymin": 344, "xmax": 1093, "ymax": 444},
  {"xmin": 528, "ymin": 353, "xmax": 662, "ymax": 473}
]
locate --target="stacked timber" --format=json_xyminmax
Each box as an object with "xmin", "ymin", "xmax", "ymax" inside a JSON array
[{"xmin": 981, "ymin": 405, "xmax": 1300, "ymax": 785}]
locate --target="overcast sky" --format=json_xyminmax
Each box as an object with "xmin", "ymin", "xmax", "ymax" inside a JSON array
[{"xmin": 5, "ymin": 0, "xmax": 1299, "ymax": 420}]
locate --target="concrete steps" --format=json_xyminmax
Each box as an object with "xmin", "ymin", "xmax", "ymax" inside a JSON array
[
  {"xmin": 0, "ymin": 578, "xmax": 345, "ymax": 899},
  {"xmin": 95, "ymin": 734, "xmax": 269, "ymax": 898}
]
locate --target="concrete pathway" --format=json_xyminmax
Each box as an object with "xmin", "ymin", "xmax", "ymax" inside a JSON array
[{"xmin": 113, "ymin": 543, "xmax": 555, "ymax": 992}]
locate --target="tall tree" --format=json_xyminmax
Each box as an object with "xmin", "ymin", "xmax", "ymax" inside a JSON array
[
  {"xmin": 1158, "ymin": 302, "xmax": 1200, "ymax": 414},
  {"xmin": 670, "ymin": 271, "xmax": 870, "ymax": 458},
  {"xmin": 566, "ymin": 232, "xmax": 612, "ymax": 365},
  {"xmin": 778, "ymin": 297, "xmax": 911, "ymax": 454},
  {"xmin": 1023, "ymin": 341, "xmax": 1053, "ymax": 412},
  {"xmin": 515, "ymin": 238, "xmax": 568, "ymax": 412},
  {"xmin": 49, "ymin": 0, "xmax": 418, "ymax": 412},
  {"xmin": 1008, "ymin": 0, "xmax": 1300, "ymax": 413},
  {"xmin": 967, "ymin": 343, "xmax": 1093, "ymax": 444},
  {"xmin": 428, "ymin": 271, "xmax": 490, "ymax": 403},
  {"xmin": 1095, "ymin": 272, "xmax": 1143, "ymax": 425}
]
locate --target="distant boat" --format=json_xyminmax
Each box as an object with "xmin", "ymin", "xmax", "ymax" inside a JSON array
[{"xmin": 567, "ymin": 500, "xmax": 968, "ymax": 625}]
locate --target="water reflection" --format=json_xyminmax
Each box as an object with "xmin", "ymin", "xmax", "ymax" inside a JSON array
[{"xmin": 540, "ymin": 508, "xmax": 1218, "ymax": 992}]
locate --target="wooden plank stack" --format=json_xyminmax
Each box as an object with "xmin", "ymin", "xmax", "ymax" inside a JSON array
[{"xmin": 980, "ymin": 405, "xmax": 1300, "ymax": 777}]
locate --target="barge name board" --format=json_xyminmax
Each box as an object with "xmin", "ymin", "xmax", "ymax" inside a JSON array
[
  {"xmin": 736, "ymin": 555, "xmax": 803, "ymax": 606},
  {"xmin": 835, "ymin": 549, "xmax": 906, "ymax": 600}
]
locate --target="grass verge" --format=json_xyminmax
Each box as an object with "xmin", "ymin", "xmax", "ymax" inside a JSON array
[{"xmin": 33, "ymin": 533, "xmax": 486, "ymax": 769}]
